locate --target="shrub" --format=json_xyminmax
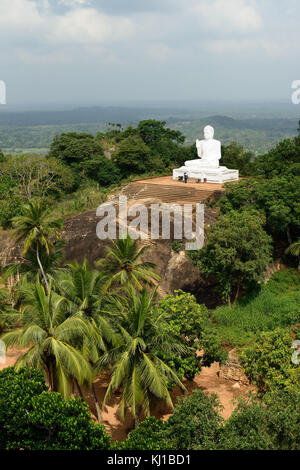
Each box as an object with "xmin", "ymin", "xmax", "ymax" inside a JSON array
[
  {"xmin": 171, "ymin": 240, "xmax": 183, "ymax": 253},
  {"xmin": 125, "ymin": 390, "xmax": 300, "ymax": 450},
  {"xmin": 240, "ymin": 328, "xmax": 300, "ymax": 395},
  {"xmin": 219, "ymin": 390, "xmax": 300, "ymax": 450},
  {"xmin": 120, "ymin": 418, "xmax": 169, "ymax": 450},
  {"xmin": 163, "ymin": 390, "xmax": 223, "ymax": 450},
  {"xmin": 0, "ymin": 367, "xmax": 111, "ymax": 450},
  {"xmin": 0, "ymin": 192, "xmax": 24, "ymax": 229},
  {"xmin": 156, "ymin": 291, "xmax": 227, "ymax": 381}
]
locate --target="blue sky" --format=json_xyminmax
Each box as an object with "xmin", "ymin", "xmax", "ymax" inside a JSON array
[{"xmin": 0, "ymin": 0, "xmax": 299, "ymax": 105}]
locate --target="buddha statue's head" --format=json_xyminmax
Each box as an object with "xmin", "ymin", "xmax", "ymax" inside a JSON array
[{"xmin": 204, "ymin": 125, "xmax": 214, "ymax": 140}]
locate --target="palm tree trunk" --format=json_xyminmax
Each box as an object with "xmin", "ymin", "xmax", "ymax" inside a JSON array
[
  {"xmin": 75, "ymin": 378, "xmax": 83, "ymax": 399},
  {"xmin": 48, "ymin": 360, "xmax": 55, "ymax": 391},
  {"xmin": 92, "ymin": 383, "xmax": 102, "ymax": 422},
  {"xmin": 36, "ymin": 244, "xmax": 49, "ymax": 292},
  {"xmin": 134, "ymin": 407, "xmax": 142, "ymax": 429}
]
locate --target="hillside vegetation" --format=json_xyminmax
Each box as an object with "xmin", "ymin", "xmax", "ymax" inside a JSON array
[{"xmin": 0, "ymin": 119, "xmax": 299, "ymax": 450}]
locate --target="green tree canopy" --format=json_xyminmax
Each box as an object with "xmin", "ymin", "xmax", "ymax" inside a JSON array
[
  {"xmin": 191, "ymin": 210, "xmax": 272, "ymax": 305},
  {"xmin": 137, "ymin": 120, "xmax": 185, "ymax": 146},
  {"xmin": 219, "ymin": 176, "xmax": 300, "ymax": 246},
  {"xmin": 48, "ymin": 132, "xmax": 104, "ymax": 172},
  {"xmin": 120, "ymin": 417, "xmax": 168, "ymax": 450},
  {"xmin": 0, "ymin": 367, "xmax": 111, "ymax": 450},
  {"xmin": 112, "ymin": 135, "xmax": 151, "ymax": 176},
  {"xmin": 254, "ymin": 137, "xmax": 300, "ymax": 178},
  {"xmin": 240, "ymin": 327, "xmax": 300, "ymax": 395},
  {"xmin": 81, "ymin": 154, "xmax": 121, "ymax": 186},
  {"xmin": 221, "ymin": 141, "xmax": 255, "ymax": 176},
  {"xmin": 155, "ymin": 290, "xmax": 227, "ymax": 380},
  {"xmin": 0, "ymin": 154, "xmax": 76, "ymax": 200}
]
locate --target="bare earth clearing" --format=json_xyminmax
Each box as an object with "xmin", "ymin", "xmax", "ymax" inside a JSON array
[{"xmin": 1, "ymin": 348, "xmax": 253, "ymax": 442}]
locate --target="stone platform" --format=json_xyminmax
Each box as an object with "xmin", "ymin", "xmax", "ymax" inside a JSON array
[
  {"xmin": 121, "ymin": 176, "xmax": 228, "ymax": 205},
  {"xmin": 173, "ymin": 166, "xmax": 239, "ymax": 184}
]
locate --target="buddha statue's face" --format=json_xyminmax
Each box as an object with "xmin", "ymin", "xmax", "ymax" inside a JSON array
[{"xmin": 204, "ymin": 126, "xmax": 214, "ymax": 140}]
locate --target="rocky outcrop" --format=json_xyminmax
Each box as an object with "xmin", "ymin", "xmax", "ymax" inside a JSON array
[
  {"xmin": 218, "ymin": 350, "xmax": 249, "ymax": 385},
  {"xmin": 264, "ymin": 259, "xmax": 282, "ymax": 283},
  {"xmin": 0, "ymin": 180, "xmax": 248, "ymax": 307},
  {"xmin": 0, "ymin": 193, "xmax": 220, "ymax": 304},
  {"xmin": 59, "ymin": 201, "xmax": 214, "ymax": 299}
]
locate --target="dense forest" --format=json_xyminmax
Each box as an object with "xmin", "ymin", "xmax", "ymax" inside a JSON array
[
  {"xmin": 0, "ymin": 119, "xmax": 299, "ymax": 450},
  {"xmin": 0, "ymin": 106, "xmax": 298, "ymax": 154}
]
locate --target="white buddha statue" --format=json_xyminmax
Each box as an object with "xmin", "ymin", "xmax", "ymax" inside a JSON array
[
  {"xmin": 172, "ymin": 125, "xmax": 239, "ymax": 183},
  {"xmin": 185, "ymin": 125, "xmax": 221, "ymax": 169}
]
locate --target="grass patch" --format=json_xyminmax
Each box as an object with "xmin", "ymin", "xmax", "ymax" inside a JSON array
[
  {"xmin": 47, "ymin": 185, "xmax": 109, "ymax": 221},
  {"xmin": 47, "ymin": 170, "xmax": 173, "ymax": 222},
  {"xmin": 210, "ymin": 269, "xmax": 300, "ymax": 349}
]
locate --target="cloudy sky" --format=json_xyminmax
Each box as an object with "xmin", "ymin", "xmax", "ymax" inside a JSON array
[{"xmin": 0, "ymin": 0, "xmax": 299, "ymax": 106}]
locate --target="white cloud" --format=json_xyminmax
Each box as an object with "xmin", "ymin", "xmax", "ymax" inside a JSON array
[
  {"xmin": 193, "ymin": 0, "xmax": 263, "ymax": 33},
  {"xmin": 0, "ymin": 0, "xmax": 297, "ymax": 69},
  {"xmin": 0, "ymin": 0, "xmax": 43, "ymax": 29},
  {"xmin": 0, "ymin": 0, "xmax": 136, "ymax": 54},
  {"xmin": 57, "ymin": 0, "xmax": 90, "ymax": 6},
  {"xmin": 52, "ymin": 8, "xmax": 135, "ymax": 44}
]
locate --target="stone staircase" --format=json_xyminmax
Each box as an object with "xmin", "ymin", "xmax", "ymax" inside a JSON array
[{"xmin": 121, "ymin": 182, "xmax": 218, "ymax": 205}]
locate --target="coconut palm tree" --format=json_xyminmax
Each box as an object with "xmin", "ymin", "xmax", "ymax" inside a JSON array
[
  {"xmin": 100, "ymin": 287, "xmax": 186, "ymax": 426},
  {"xmin": 96, "ymin": 235, "xmax": 161, "ymax": 291},
  {"xmin": 54, "ymin": 258, "xmax": 122, "ymax": 368},
  {"xmin": 286, "ymin": 239, "xmax": 300, "ymax": 270},
  {"xmin": 1, "ymin": 278, "xmax": 93, "ymax": 398},
  {"xmin": 54, "ymin": 259, "xmax": 121, "ymax": 420},
  {"xmin": 11, "ymin": 200, "xmax": 62, "ymax": 292},
  {"xmin": 54, "ymin": 259, "xmax": 117, "ymax": 317},
  {"xmin": 3, "ymin": 240, "xmax": 65, "ymax": 284}
]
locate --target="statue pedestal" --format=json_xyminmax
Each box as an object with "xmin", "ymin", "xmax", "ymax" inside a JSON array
[{"xmin": 173, "ymin": 166, "xmax": 239, "ymax": 184}]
